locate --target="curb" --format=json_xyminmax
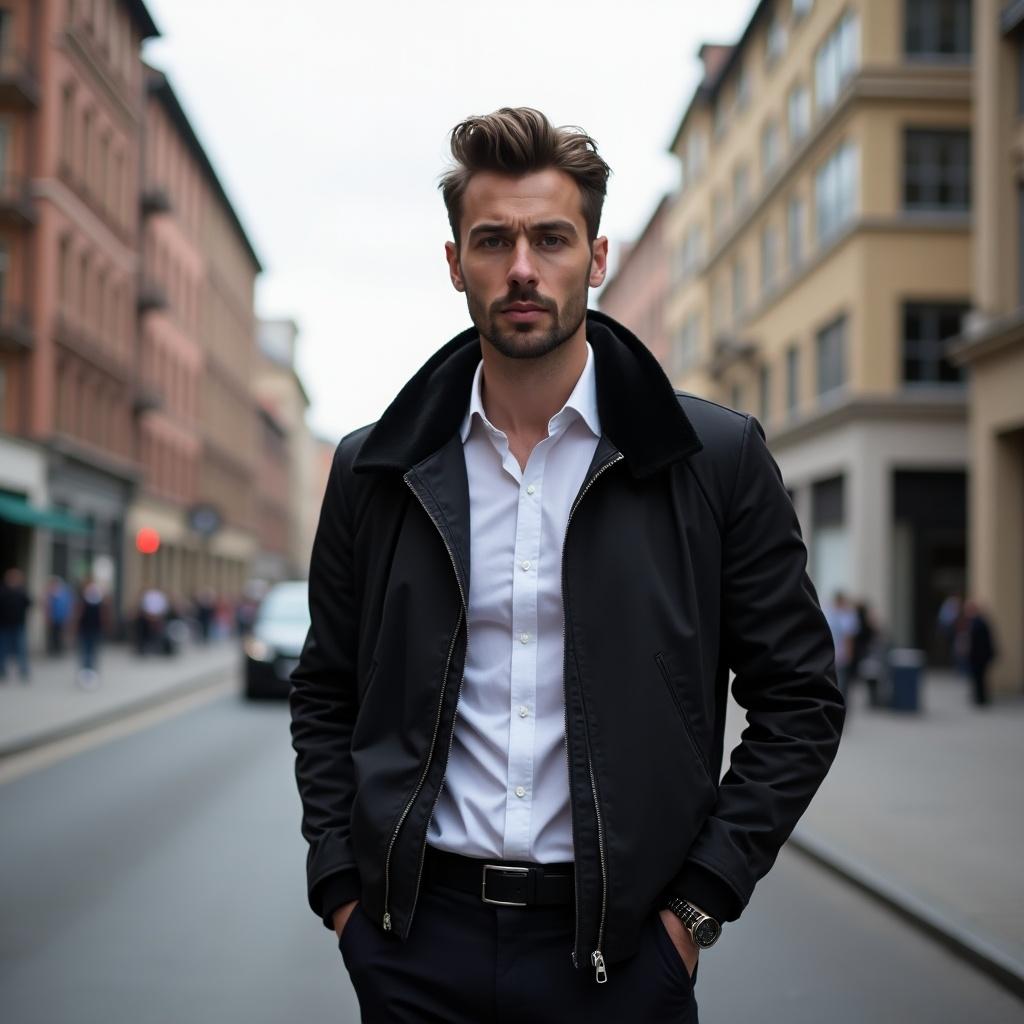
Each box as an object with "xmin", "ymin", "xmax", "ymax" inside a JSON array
[
  {"xmin": 788, "ymin": 826, "xmax": 1024, "ymax": 1001},
  {"xmin": 0, "ymin": 657, "xmax": 240, "ymax": 760}
]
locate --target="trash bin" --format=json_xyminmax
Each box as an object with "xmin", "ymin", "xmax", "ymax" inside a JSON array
[{"xmin": 887, "ymin": 648, "xmax": 925, "ymax": 712}]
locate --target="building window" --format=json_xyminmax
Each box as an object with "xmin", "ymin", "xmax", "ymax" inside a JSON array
[
  {"xmin": 685, "ymin": 130, "xmax": 707, "ymax": 188},
  {"xmin": 761, "ymin": 222, "xmax": 779, "ymax": 295},
  {"xmin": 733, "ymin": 162, "xmax": 750, "ymax": 213},
  {"xmin": 786, "ymin": 344, "xmax": 800, "ymax": 415},
  {"xmin": 759, "ymin": 364, "xmax": 772, "ymax": 423},
  {"xmin": 672, "ymin": 313, "xmax": 702, "ymax": 376},
  {"xmin": 787, "ymin": 194, "xmax": 805, "ymax": 269},
  {"xmin": 713, "ymin": 97, "xmax": 728, "ymax": 139},
  {"xmin": 787, "ymin": 82, "xmax": 810, "ymax": 145},
  {"xmin": 766, "ymin": 14, "xmax": 787, "ymax": 65},
  {"xmin": 675, "ymin": 223, "xmax": 704, "ymax": 285},
  {"xmin": 903, "ymin": 129, "xmax": 970, "ymax": 212},
  {"xmin": 61, "ymin": 82, "xmax": 76, "ymax": 164},
  {"xmin": 730, "ymin": 382, "xmax": 744, "ymax": 411},
  {"xmin": 732, "ymin": 260, "xmax": 747, "ymax": 322},
  {"xmin": 712, "ymin": 277, "xmax": 727, "ymax": 334},
  {"xmin": 815, "ymin": 10, "xmax": 859, "ymax": 112},
  {"xmin": 904, "ymin": 0, "xmax": 971, "ymax": 60},
  {"xmin": 761, "ymin": 119, "xmax": 781, "ymax": 179},
  {"xmin": 713, "ymin": 190, "xmax": 728, "ymax": 238},
  {"xmin": 902, "ymin": 302, "xmax": 969, "ymax": 384},
  {"xmin": 793, "ymin": 0, "xmax": 814, "ymax": 19},
  {"xmin": 815, "ymin": 142, "xmax": 857, "ymax": 244},
  {"xmin": 736, "ymin": 65, "xmax": 751, "ymax": 114},
  {"xmin": 816, "ymin": 315, "xmax": 847, "ymax": 396}
]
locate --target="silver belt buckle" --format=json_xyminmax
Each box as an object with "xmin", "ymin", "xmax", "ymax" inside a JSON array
[{"xmin": 481, "ymin": 864, "xmax": 529, "ymax": 906}]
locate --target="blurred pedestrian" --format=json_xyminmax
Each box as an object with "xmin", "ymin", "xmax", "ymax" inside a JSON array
[
  {"xmin": 75, "ymin": 575, "xmax": 106, "ymax": 690},
  {"xmin": 136, "ymin": 586, "xmax": 169, "ymax": 655},
  {"xmin": 850, "ymin": 601, "xmax": 885, "ymax": 708},
  {"xmin": 0, "ymin": 567, "xmax": 33, "ymax": 683},
  {"xmin": 45, "ymin": 575, "xmax": 73, "ymax": 655},
  {"xmin": 959, "ymin": 599, "xmax": 998, "ymax": 707},
  {"xmin": 825, "ymin": 590, "xmax": 859, "ymax": 702},
  {"xmin": 937, "ymin": 593, "xmax": 965, "ymax": 670},
  {"xmin": 193, "ymin": 588, "xmax": 216, "ymax": 643}
]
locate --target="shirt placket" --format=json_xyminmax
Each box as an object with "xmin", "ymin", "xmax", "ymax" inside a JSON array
[{"xmin": 501, "ymin": 439, "xmax": 550, "ymax": 861}]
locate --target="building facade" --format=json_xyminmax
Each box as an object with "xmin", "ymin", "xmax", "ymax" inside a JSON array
[
  {"xmin": 598, "ymin": 194, "xmax": 673, "ymax": 367},
  {"xmin": 254, "ymin": 317, "xmax": 315, "ymax": 580},
  {"xmin": 951, "ymin": 0, "xmax": 1024, "ymax": 694},
  {"xmin": 663, "ymin": 0, "xmax": 974, "ymax": 661}
]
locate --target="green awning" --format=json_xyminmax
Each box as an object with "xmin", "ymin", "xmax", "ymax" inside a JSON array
[{"xmin": 0, "ymin": 493, "xmax": 91, "ymax": 535}]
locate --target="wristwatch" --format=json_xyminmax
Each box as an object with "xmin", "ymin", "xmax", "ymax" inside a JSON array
[{"xmin": 665, "ymin": 897, "xmax": 722, "ymax": 949}]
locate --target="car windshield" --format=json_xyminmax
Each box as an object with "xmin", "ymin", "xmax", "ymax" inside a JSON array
[{"xmin": 258, "ymin": 585, "xmax": 310, "ymax": 626}]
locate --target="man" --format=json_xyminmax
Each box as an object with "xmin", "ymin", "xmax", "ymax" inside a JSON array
[
  {"xmin": 825, "ymin": 590, "xmax": 859, "ymax": 704},
  {"xmin": 0, "ymin": 567, "xmax": 33, "ymax": 683},
  {"xmin": 290, "ymin": 108, "xmax": 844, "ymax": 1022}
]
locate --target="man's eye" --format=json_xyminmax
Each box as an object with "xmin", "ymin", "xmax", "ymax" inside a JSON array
[
  {"xmin": 480, "ymin": 237, "xmax": 505, "ymax": 249},
  {"xmin": 539, "ymin": 235, "xmax": 564, "ymax": 247}
]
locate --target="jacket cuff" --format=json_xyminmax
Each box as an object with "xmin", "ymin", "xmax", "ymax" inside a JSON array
[
  {"xmin": 664, "ymin": 862, "xmax": 744, "ymax": 924},
  {"xmin": 313, "ymin": 868, "xmax": 362, "ymax": 931}
]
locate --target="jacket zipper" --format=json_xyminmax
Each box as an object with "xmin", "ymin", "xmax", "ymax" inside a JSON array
[
  {"xmin": 561, "ymin": 450, "xmax": 624, "ymax": 983},
  {"xmin": 381, "ymin": 473, "xmax": 468, "ymax": 934}
]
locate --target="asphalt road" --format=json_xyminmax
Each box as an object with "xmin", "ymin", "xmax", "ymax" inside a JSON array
[{"xmin": 1, "ymin": 689, "xmax": 1019, "ymax": 1023}]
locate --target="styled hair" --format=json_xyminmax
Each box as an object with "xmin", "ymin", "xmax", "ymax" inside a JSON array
[{"xmin": 440, "ymin": 107, "xmax": 611, "ymax": 246}]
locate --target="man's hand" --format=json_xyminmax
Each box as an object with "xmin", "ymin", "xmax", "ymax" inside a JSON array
[
  {"xmin": 658, "ymin": 908, "xmax": 699, "ymax": 979},
  {"xmin": 333, "ymin": 900, "xmax": 359, "ymax": 940}
]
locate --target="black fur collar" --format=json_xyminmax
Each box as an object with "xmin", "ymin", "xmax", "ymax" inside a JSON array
[{"xmin": 352, "ymin": 309, "xmax": 703, "ymax": 478}]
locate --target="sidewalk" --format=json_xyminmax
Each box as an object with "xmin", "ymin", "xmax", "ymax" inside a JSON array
[
  {"xmin": 724, "ymin": 670, "xmax": 1024, "ymax": 996},
  {"xmin": 0, "ymin": 640, "xmax": 241, "ymax": 758}
]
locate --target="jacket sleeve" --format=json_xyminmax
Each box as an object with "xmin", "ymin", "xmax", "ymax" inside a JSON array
[
  {"xmin": 668, "ymin": 414, "xmax": 845, "ymax": 922},
  {"xmin": 289, "ymin": 440, "xmax": 363, "ymax": 929}
]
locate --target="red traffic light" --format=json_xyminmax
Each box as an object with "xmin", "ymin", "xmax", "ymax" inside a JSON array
[{"xmin": 136, "ymin": 527, "xmax": 161, "ymax": 555}]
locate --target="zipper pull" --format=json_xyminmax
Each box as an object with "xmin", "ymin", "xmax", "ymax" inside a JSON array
[
  {"xmin": 382, "ymin": 912, "xmax": 392, "ymax": 932},
  {"xmin": 591, "ymin": 950, "xmax": 608, "ymax": 984}
]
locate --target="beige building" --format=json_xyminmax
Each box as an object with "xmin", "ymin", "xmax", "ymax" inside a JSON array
[
  {"xmin": 950, "ymin": 0, "xmax": 1024, "ymax": 694},
  {"xmin": 665, "ymin": 0, "xmax": 975, "ymax": 661},
  {"xmin": 254, "ymin": 318, "xmax": 315, "ymax": 580}
]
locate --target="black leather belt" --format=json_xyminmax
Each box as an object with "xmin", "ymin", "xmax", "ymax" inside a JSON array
[{"xmin": 423, "ymin": 847, "xmax": 574, "ymax": 907}]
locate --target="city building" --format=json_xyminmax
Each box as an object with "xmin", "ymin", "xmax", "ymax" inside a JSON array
[
  {"xmin": 663, "ymin": 0, "xmax": 974, "ymax": 661},
  {"xmin": 123, "ymin": 64, "xmax": 206, "ymax": 611},
  {"xmin": 0, "ymin": 0, "xmax": 159, "ymax": 638},
  {"xmin": 950, "ymin": 0, "xmax": 1024, "ymax": 694},
  {"xmin": 254, "ymin": 318, "xmax": 315, "ymax": 580},
  {"xmin": 597, "ymin": 194, "xmax": 673, "ymax": 367},
  {"xmin": 252, "ymin": 397, "xmax": 290, "ymax": 583}
]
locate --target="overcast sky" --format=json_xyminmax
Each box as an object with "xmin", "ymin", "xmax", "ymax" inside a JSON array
[{"xmin": 143, "ymin": 0, "xmax": 755, "ymax": 442}]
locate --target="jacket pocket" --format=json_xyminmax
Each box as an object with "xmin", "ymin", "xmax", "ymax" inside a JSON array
[{"xmin": 655, "ymin": 652, "xmax": 714, "ymax": 787}]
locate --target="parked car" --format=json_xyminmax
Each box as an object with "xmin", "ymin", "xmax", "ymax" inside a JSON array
[{"xmin": 243, "ymin": 580, "xmax": 310, "ymax": 699}]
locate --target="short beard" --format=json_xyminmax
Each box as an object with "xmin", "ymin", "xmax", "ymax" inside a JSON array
[{"xmin": 463, "ymin": 267, "xmax": 590, "ymax": 361}]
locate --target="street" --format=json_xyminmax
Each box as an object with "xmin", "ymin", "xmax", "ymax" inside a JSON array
[{"xmin": 1, "ymin": 680, "xmax": 1019, "ymax": 1024}]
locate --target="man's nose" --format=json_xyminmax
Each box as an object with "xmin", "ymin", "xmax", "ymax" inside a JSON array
[{"xmin": 507, "ymin": 238, "xmax": 539, "ymax": 289}]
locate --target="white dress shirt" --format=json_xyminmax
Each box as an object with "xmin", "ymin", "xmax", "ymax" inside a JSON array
[{"xmin": 427, "ymin": 343, "xmax": 602, "ymax": 863}]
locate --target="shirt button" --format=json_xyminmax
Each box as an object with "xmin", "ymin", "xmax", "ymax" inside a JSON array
[
  {"xmin": 526, "ymin": 484, "xmax": 536, "ymax": 495},
  {"xmin": 515, "ymin": 786, "xmax": 526, "ymax": 798},
  {"xmin": 521, "ymin": 560, "xmax": 531, "ymax": 571},
  {"xmin": 520, "ymin": 632, "xmax": 529, "ymax": 644},
  {"xmin": 518, "ymin": 705, "xmax": 529, "ymax": 718}
]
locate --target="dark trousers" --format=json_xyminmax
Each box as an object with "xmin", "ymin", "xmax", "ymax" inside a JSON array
[
  {"xmin": 339, "ymin": 880, "xmax": 699, "ymax": 1023},
  {"xmin": 0, "ymin": 626, "xmax": 29, "ymax": 680}
]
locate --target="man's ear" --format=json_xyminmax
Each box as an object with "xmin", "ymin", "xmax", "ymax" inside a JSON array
[
  {"xmin": 445, "ymin": 241, "xmax": 465, "ymax": 293},
  {"xmin": 589, "ymin": 236, "xmax": 609, "ymax": 288}
]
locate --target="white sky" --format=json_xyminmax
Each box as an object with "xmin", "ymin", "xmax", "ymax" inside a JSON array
[{"xmin": 143, "ymin": 0, "xmax": 756, "ymax": 442}]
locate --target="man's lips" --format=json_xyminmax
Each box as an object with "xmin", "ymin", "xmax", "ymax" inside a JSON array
[{"xmin": 502, "ymin": 303, "xmax": 548, "ymax": 322}]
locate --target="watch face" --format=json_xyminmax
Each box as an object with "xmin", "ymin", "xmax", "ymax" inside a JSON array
[{"xmin": 694, "ymin": 918, "xmax": 720, "ymax": 948}]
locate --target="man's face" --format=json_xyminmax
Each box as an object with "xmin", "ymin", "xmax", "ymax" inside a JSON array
[{"xmin": 445, "ymin": 169, "xmax": 608, "ymax": 359}]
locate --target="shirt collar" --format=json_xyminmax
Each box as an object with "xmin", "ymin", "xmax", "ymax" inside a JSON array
[{"xmin": 459, "ymin": 341, "xmax": 601, "ymax": 444}]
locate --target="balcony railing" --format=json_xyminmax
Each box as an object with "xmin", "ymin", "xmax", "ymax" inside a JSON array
[
  {"xmin": 137, "ymin": 279, "xmax": 169, "ymax": 314},
  {"xmin": 0, "ymin": 49, "xmax": 40, "ymax": 108},
  {"xmin": 0, "ymin": 304, "xmax": 33, "ymax": 352},
  {"xmin": 0, "ymin": 174, "xmax": 37, "ymax": 227}
]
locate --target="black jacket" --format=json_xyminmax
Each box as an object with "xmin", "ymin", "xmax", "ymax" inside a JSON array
[{"xmin": 289, "ymin": 310, "xmax": 844, "ymax": 976}]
